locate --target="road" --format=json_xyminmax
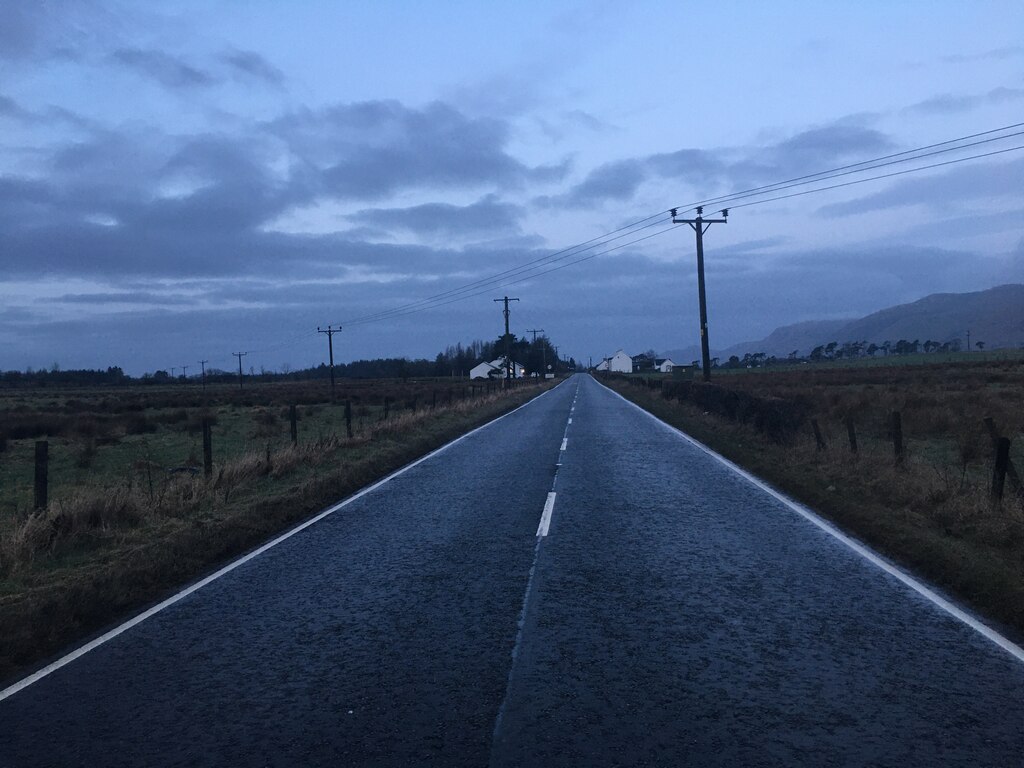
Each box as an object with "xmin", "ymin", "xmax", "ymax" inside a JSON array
[{"xmin": 2, "ymin": 374, "xmax": 1023, "ymax": 767}]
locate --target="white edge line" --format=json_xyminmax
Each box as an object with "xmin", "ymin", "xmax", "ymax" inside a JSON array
[
  {"xmin": 537, "ymin": 492, "xmax": 557, "ymax": 537},
  {"xmin": 595, "ymin": 376, "xmax": 1024, "ymax": 665},
  {"xmin": 560, "ymin": 438, "xmax": 568, "ymax": 451},
  {"xmin": 0, "ymin": 379, "xmax": 572, "ymax": 703}
]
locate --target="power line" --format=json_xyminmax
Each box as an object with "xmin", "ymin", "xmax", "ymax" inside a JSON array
[
  {"xmin": 722, "ymin": 143, "xmax": 1024, "ymax": 212},
  {"xmin": 680, "ymin": 121, "xmax": 1024, "ymax": 213},
  {"xmin": 683, "ymin": 128, "xmax": 1024, "ymax": 213}
]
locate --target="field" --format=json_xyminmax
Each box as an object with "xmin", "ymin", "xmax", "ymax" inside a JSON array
[
  {"xmin": 609, "ymin": 358, "xmax": 1024, "ymax": 640},
  {"xmin": 0, "ymin": 376, "xmax": 548, "ymax": 683}
]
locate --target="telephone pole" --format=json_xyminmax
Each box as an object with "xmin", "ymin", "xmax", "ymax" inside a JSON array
[
  {"xmin": 318, "ymin": 325, "xmax": 341, "ymax": 392},
  {"xmin": 671, "ymin": 206, "xmax": 728, "ymax": 382},
  {"xmin": 232, "ymin": 352, "xmax": 247, "ymax": 390},
  {"xmin": 198, "ymin": 360, "xmax": 208, "ymax": 392},
  {"xmin": 181, "ymin": 364, "xmax": 189, "ymax": 380},
  {"xmin": 527, "ymin": 328, "xmax": 545, "ymax": 378},
  {"xmin": 493, "ymin": 296, "xmax": 519, "ymax": 381}
]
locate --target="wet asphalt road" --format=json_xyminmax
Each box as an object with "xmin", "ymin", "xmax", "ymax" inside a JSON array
[{"xmin": 2, "ymin": 374, "xmax": 1024, "ymax": 767}]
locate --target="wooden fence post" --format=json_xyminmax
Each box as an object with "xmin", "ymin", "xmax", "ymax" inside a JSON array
[
  {"xmin": 983, "ymin": 417, "xmax": 1022, "ymax": 493},
  {"xmin": 289, "ymin": 405, "xmax": 297, "ymax": 446},
  {"xmin": 202, "ymin": 419, "xmax": 213, "ymax": 477},
  {"xmin": 992, "ymin": 437, "xmax": 1010, "ymax": 502},
  {"xmin": 34, "ymin": 440, "xmax": 48, "ymax": 509},
  {"xmin": 811, "ymin": 419, "xmax": 826, "ymax": 451},
  {"xmin": 845, "ymin": 416, "xmax": 858, "ymax": 454},
  {"xmin": 345, "ymin": 399, "xmax": 353, "ymax": 438},
  {"xmin": 891, "ymin": 411, "xmax": 903, "ymax": 465}
]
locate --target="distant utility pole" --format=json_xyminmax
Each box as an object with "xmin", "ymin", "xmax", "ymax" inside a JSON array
[
  {"xmin": 170, "ymin": 366, "xmax": 177, "ymax": 379},
  {"xmin": 966, "ymin": 329, "xmax": 971, "ymax": 352},
  {"xmin": 232, "ymin": 352, "xmax": 247, "ymax": 390},
  {"xmin": 672, "ymin": 205, "xmax": 728, "ymax": 382},
  {"xmin": 181, "ymin": 364, "xmax": 189, "ymax": 380},
  {"xmin": 198, "ymin": 359, "xmax": 208, "ymax": 392},
  {"xmin": 493, "ymin": 296, "xmax": 520, "ymax": 381},
  {"xmin": 317, "ymin": 325, "xmax": 341, "ymax": 392},
  {"xmin": 527, "ymin": 328, "xmax": 546, "ymax": 378}
]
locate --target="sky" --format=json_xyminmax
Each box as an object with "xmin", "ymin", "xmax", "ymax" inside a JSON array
[{"xmin": 1, "ymin": 0, "xmax": 1022, "ymax": 374}]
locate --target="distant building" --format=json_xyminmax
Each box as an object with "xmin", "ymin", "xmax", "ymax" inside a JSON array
[
  {"xmin": 596, "ymin": 349, "xmax": 632, "ymax": 373},
  {"xmin": 654, "ymin": 358, "xmax": 677, "ymax": 373},
  {"xmin": 469, "ymin": 357, "xmax": 524, "ymax": 379}
]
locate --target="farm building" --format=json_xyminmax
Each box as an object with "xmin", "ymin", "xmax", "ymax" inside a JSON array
[
  {"xmin": 595, "ymin": 349, "xmax": 633, "ymax": 373},
  {"xmin": 469, "ymin": 357, "xmax": 524, "ymax": 379},
  {"xmin": 654, "ymin": 358, "xmax": 678, "ymax": 373}
]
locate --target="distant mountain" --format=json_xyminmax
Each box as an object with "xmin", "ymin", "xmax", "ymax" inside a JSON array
[{"xmin": 664, "ymin": 284, "xmax": 1024, "ymax": 362}]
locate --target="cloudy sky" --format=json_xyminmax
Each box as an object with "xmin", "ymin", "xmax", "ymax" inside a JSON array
[{"xmin": 1, "ymin": 1, "xmax": 1022, "ymax": 374}]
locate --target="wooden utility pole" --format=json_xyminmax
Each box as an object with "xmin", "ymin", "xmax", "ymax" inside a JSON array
[
  {"xmin": 493, "ymin": 296, "xmax": 519, "ymax": 381},
  {"xmin": 198, "ymin": 359, "xmax": 208, "ymax": 393},
  {"xmin": 318, "ymin": 325, "xmax": 341, "ymax": 392},
  {"xmin": 232, "ymin": 352, "xmax": 247, "ymax": 390},
  {"xmin": 671, "ymin": 206, "xmax": 728, "ymax": 382}
]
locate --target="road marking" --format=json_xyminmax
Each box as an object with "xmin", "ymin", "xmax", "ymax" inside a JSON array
[
  {"xmin": 536, "ymin": 492, "xmax": 556, "ymax": 537},
  {"xmin": 560, "ymin": 438, "xmax": 568, "ymax": 451},
  {"xmin": 597, "ymin": 377, "xmax": 1024, "ymax": 665},
  {"xmin": 568, "ymin": 417, "xmax": 572, "ymax": 424},
  {"xmin": 0, "ymin": 379, "xmax": 574, "ymax": 704}
]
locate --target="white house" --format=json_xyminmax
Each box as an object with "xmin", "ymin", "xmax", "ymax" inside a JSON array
[
  {"xmin": 469, "ymin": 357, "xmax": 524, "ymax": 379},
  {"xmin": 655, "ymin": 358, "xmax": 678, "ymax": 373},
  {"xmin": 594, "ymin": 358, "xmax": 610, "ymax": 371},
  {"xmin": 604, "ymin": 349, "xmax": 632, "ymax": 373}
]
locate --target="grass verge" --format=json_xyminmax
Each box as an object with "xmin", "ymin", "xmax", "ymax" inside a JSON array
[
  {"xmin": 0, "ymin": 382, "xmax": 552, "ymax": 685},
  {"xmin": 603, "ymin": 376, "xmax": 1024, "ymax": 645}
]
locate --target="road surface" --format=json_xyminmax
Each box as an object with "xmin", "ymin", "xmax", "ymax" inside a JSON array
[{"xmin": 2, "ymin": 374, "xmax": 1023, "ymax": 767}]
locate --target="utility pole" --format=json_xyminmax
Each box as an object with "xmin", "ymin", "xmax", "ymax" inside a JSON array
[
  {"xmin": 181, "ymin": 364, "xmax": 189, "ymax": 380},
  {"xmin": 966, "ymin": 329, "xmax": 971, "ymax": 352},
  {"xmin": 232, "ymin": 352, "xmax": 247, "ymax": 390},
  {"xmin": 671, "ymin": 206, "xmax": 728, "ymax": 382},
  {"xmin": 170, "ymin": 366, "xmax": 176, "ymax": 380},
  {"xmin": 493, "ymin": 296, "xmax": 519, "ymax": 382},
  {"xmin": 318, "ymin": 325, "xmax": 341, "ymax": 392},
  {"xmin": 527, "ymin": 328, "xmax": 545, "ymax": 378},
  {"xmin": 198, "ymin": 359, "xmax": 208, "ymax": 392}
]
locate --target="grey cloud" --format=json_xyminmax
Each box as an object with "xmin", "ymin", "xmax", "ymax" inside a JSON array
[
  {"xmin": 536, "ymin": 159, "xmax": 646, "ymax": 208},
  {"xmin": 270, "ymin": 100, "xmax": 552, "ymax": 199},
  {"xmin": 941, "ymin": 46, "xmax": 1024, "ymax": 64},
  {"xmin": 53, "ymin": 292, "xmax": 198, "ymax": 306},
  {"xmin": 818, "ymin": 156, "xmax": 1024, "ymax": 217},
  {"xmin": 763, "ymin": 126, "xmax": 894, "ymax": 169},
  {"xmin": 112, "ymin": 47, "xmax": 217, "ymax": 89},
  {"xmin": 543, "ymin": 124, "xmax": 894, "ymax": 209},
  {"xmin": 348, "ymin": 195, "xmax": 524, "ymax": 238},
  {"xmin": 222, "ymin": 49, "xmax": 285, "ymax": 86},
  {"xmin": 904, "ymin": 87, "xmax": 1024, "ymax": 116}
]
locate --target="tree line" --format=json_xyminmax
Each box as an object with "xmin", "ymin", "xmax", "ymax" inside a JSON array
[
  {"xmin": 714, "ymin": 337, "xmax": 978, "ymax": 370},
  {"xmin": 0, "ymin": 335, "xmax": 573, "ymax": 388}
]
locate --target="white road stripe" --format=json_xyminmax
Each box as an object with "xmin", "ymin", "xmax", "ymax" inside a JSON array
[
  {"xmin": 536, "ymin": 492, "xmax": 557, "ymax": 537},
  {"xmin": 0, "ymin": 379, "xmax": 573, "ymax": 703},
  {"xmin": 568, "ymin": 418, "xmax": 572, "ymax": 424},
  {"xmin": 560, "ymin": 438, "xmax": 568, "ymax": 451},
  {"xmin": 597, "ymin": 377, "xmax": 1024, "ymax": 665}
]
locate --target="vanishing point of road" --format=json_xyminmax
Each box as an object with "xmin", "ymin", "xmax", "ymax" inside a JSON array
[{"xmin": 2, "ymin": 374, "xmax": 1023, "ymax": 767}]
